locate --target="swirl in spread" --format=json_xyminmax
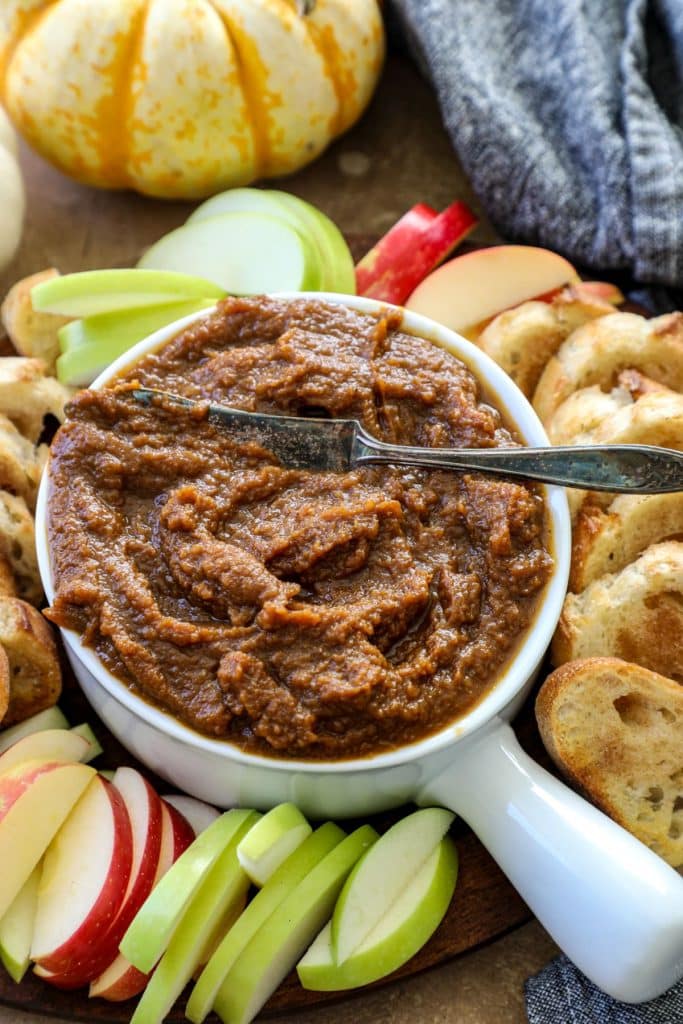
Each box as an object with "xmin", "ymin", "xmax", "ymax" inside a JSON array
[{"xmin": 47, "ymin": 297, "xmax": 552, "ymax": 759}]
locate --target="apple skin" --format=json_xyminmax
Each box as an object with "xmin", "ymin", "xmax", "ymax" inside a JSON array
[
  {"xmin": 121, "ymin": 809, "xmax": 260, "ymax": 975},
  {"xmin": 187, "ymin": 821, "xmax": 345, "ymax": 1024},
  {"xmin": 213, "ymin": 825, "xmax": 378, "ymax": 1024},
  {"xmin": 297, "ymin": 837, "xmax": 458, "ymax": 991},
  {"xmin": 31, "ymin": 776, "xmax": 133, "ymax": 975},
  {"xmin": 186, "ymin": 188, "xmax": 356, "ymax": 294},
  {"xmin": 162, "ymin": 795, "xmax": 219, "ymax": 837},
  {"xmin": 0, "ymin": 864, "xmax": 41, "ymax": 983},
  {"xmin": 236, "ymin": 802, "xmax": 312, "ymax": 887},
  {"xmin": 331, "ymin": 807, "xmax": 454, "ymax": 966},
  {"xmin": 405, "ymin": 244, "xmax": 580, "ymax": 336},
  {"xmin": 32, "ymin": 269, "xmax": 225, "ymax": 318},
  {"xmin": 0, "ymin": 708, "xmax": 70, "ymax": 755},
  {"xmin": 0, "ymin": 729, "xmax": 90, "ymax": 776},
  {"xmin": 0, "ymin": 760, "xmax": 95, "ymax": 921},
  {"xmin": 89, "ymin": 800, "xmax": 195, "ymax": 1002},
  {"xmin": 356, "ymin": 201, "xmax": 476, "ymax": 305},
  {"xmin": 37, "ymin": 768, "xmax": 163, "ymax": 989},
  {"xmin": 138, "ymin": 213, "xmax": 323, "ymax": 295},
  {"xmin": 128, "ymin": 813, "xmax": 258, "ymax": 1024}
]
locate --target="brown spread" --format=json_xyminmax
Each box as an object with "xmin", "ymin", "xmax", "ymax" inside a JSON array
[{"xmin": 46, "ymin": 297, "xmax": 552, "ymax": 760}]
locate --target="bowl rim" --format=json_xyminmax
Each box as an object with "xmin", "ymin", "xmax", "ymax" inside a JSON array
[{"xmin": 37, "ymin": 292, "xmax": 571, "ymax": 774}]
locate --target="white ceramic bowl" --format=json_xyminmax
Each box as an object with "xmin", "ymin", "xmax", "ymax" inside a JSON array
[{"xmin": 36, "ymin": 293, "xmax": 683, "ymax": 1002}]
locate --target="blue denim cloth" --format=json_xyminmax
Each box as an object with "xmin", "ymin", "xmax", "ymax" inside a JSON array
[
  {"xmin": 389, "ymin": 0, "xmax": 683, "ymax": 297},
  {"xmin": 526, "ymin": 956, "xmax": 683, "ymax": 1023}
]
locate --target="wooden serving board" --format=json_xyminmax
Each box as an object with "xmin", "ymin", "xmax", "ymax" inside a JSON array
[{"xmin": 0, "ymin": 233, "xmax": 559, "ymax": 1021}]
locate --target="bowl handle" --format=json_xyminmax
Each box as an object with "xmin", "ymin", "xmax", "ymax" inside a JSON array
[{"xmin": 418, "ymin": 718, "xmax": 683, "ymax": 1003}]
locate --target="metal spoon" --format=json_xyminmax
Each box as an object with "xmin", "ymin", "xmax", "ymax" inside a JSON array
[{"xmin": 130, "ymin": 388, "xmax": 683, "ymax": 494}]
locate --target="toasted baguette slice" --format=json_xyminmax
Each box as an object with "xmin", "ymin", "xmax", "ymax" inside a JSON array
[
  {"xmin": 571, "ymin": 493, "xmax": 683, "ymax": 592},
  {"xmin": 552, "ymin": 541, "xmax": 683, "ymax": 680},
  {"xmin": 0, "ymin": 490, "xmax": 40, "ymax": 604},
  {"xmin": 0, "ymin": 414, "xmax": 46, "ymax": 510},
  {"xmin": 536, "ymin": 657, "xmax": 683, "ymax": 866},
  {"xmin": 0, "ymin": 598, "xmax": 62, "ymax": 725},
  {"xmin": 533, "ymin": 311, "xmax": 683, "ymax": 425},
  {"xmin": 0, "ymin": 645, "xmax": 8, "ymax": 724},
  {"xmin": 0, "ymin": 269, "xmax": 69, "ymax": 373},
  {"xmin": 477, "ymin": 287, "xmax": 614, "ymax": 398},
  {"xmin": 0, "ymin": 552, "xmax": 17, "ymax": 599},
  {"xmin": 547, "ymin": 385, "xmax": 683, "ymax": 518},
  {"xmin": 0, "ymin": 357, "xmax": 71, "ymax": 441}
]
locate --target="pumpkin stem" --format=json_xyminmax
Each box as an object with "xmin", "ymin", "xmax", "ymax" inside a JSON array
[{"xmin": 297, "ymin": 0, "xmax": 316, "ymax": 13}]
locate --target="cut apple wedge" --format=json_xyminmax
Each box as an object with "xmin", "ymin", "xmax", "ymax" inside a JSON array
[
  {"xmin": 121, "ymin": 808, "xmax": 259, "ymax": 975},
  {"xmin": 188, "ymin": 189, "xmax": 356, "ymax": 294},
  {"xmin": 331, "ymin": 807, "xmax": 454, "ymax": 965},
  {"xmin": 69, "ymin": 723, "xmax": 103, "ymax": 762},
  {"xmin": 56, "ymin": 298, "xmax": 214, "ymax": 387},
  {"xmin": 163, "ymin": 795, "xmax": 220, "ymax": 836},
  {"xmin": 139, "ymin": 212, "xmax": 323, "ymax": 294},
  {"xmin": 31, "ymin": 776, "xmax": 133, "ymax": 974},
  {"xmin": 213, "ymin": 825, "xmax": 378, "ymax": 1024},
  {"xmin": 298, "ymin": 837, "xmax": 458, "ymax": 990},
  {"xmin": 0, "ymin": 707, "xmax": 70, "ymax": 755},
  {"xmin": 90, "ymin": 799, "xmax": 195, "ymax": 1002},
  {"xmin": 38, "ymin": 768, "xmax": 165, "ymax": 990},
  {"xmin": 356, "ymin": 201, "xmax": 477, "ymax": 305},
  {"xmin": 0, "ymin": 760, "xmax": 95, "ymax": 921},
  {"xmin": 32, "ymin": 269, "xmax": 225, "ymax": 318},
  {"xmin": 187, "ymin": 822, "xmax": 345, "ymax": 1024},
  {"xmin": 236, "ymin": 802, "xmax": 312, "ymax": 887},
  {"xmin": 0, "ymin": 864, "xmax": 40, "ymax": 983},
  {"xmin": 129, "ymin": 811, "xmax": 258, "ymax": 1024},
  {"xmin": 0, "ymin": 729, "xmax": 90, "ymax": 776},
  {"xmin": 405, "ymin": 245, "xmax": 580, "ymax": 337}
]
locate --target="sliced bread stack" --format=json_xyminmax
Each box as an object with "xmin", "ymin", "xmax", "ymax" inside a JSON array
[{"xmin": 479, "ymin": 296, "xmax": 683, "ymax": 863}]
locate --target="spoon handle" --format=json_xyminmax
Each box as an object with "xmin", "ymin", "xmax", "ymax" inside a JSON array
[{"xmin": 354, "ymin": 438, "xmax": 683, "ymax": 493}]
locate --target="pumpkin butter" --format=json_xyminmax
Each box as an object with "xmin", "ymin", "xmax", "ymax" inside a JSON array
[{"xmin": 47, "ymin": 297, "xmax": 552, "ymax": 760}]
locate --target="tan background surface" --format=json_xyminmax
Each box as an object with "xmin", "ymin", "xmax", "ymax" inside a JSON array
[{"xmin": 0, "ymin": 54, "xmax": 561, "ymax": 1024}]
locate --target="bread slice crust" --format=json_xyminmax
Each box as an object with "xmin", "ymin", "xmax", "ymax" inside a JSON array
[
  {"xmin": 552, "ymin": 541, "xmax": 683, "ymax": 680},
  {"xmin": 536, "ymin": 657, "xmax": 683, "ymax": 866}
]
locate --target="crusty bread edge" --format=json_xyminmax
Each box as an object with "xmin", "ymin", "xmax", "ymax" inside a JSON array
[{"xmin": 536, "ymin": 656, "xmax": 682, "ymax": 802}]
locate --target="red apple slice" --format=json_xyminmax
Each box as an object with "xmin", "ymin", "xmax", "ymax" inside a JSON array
[
  {"xmin": 36, "ymin": 768, "xmax": 163, "ymax": 988},
  {"xmin": 0, "ymin": 729, "xmax": 90, "ymax": 776},
  {"xmin": 0, "ymin": 760, "xmax": 95, "ymax": 921},
  {"xmin": 89, "ymin": 798, "xmax": 195, "ymax": 1001},
  {"xmin": 163, "ymin": 794, "xmax": 220, "ymax": 836},
  {"xmin": 405, "ymin": 245, "xmax": 580, "ymax": 336},
  {"xmin": 31, "ymin": 776, "xmax": 133, "ymax": 974},
  {"xmin": 355, "ymin": 203, "xmax": 436, "ymax": 299},
  {"xmin": 356, "ymin": 201, "xmax": 477, "ymax": 304}
]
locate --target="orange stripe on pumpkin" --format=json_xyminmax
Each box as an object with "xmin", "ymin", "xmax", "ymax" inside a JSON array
[
  {"xmin": 209, "ymin": 4, "xmax": 276, "ymax": 179},
  {"xmin": 0, "ymin": 0, "xmax": 60, "ymax": 102}
]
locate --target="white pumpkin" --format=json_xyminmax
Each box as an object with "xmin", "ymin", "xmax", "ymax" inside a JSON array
[
  {"xmin": 0, "ymin": 0, "xmax": 384, "ymax": 199},
  {"xmin": 0, "ymin": 106, "xmax": 24, "ymax": 272}
]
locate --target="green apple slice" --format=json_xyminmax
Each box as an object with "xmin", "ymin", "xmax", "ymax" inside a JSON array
[
  {"xmin": 298, "ymin": 837, "xmax": 458, "ymax": 990},
  {"xmin": 120, "ymin": 808, "xmax": 259, "ymax": 974},
  {"xmin": 236, "ymin": 803, "xmax": 312, "ymax": 887},
  {"xmin": 69, "ymin": 723, "xmax": 103, "ymax": 762},
  {"xmin": 0, "ymin": 864, "xmax": 40, "ymax": 982},
  {"xmin": 138, "ymin": 212, "xmax": 323, "ymax": 294},
  {"xmin": 188, "ymin": 189, "xmax": 355, "ymax": 294},
  {"xmin": 32, "ymin": 269, "xmax": 225, "ymax": 317},
  {"xmin": 56, "ymin": 299, "xmax": 215, "ymax": 387},
  {"xmin": 0, "ymin": 708, "xmax": 70, "ymax": 755},
  {"xmin": 99, "ymin": 770, "xmax": 116, "ymax": 783},
  {"xmin": 331, "ymin": 807, "xmax": 454, "ymax": 965},
  {"xmin": 187, "ymin": 821, "xmax": 344, "ymax": 1024},
  {"xmin": 213, "ymin": 825, "xmax": 378, "ymax": 1024},
  {"xmin": 129, "ymin": 811, "xmax": 258, "ymax": 1024}
]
